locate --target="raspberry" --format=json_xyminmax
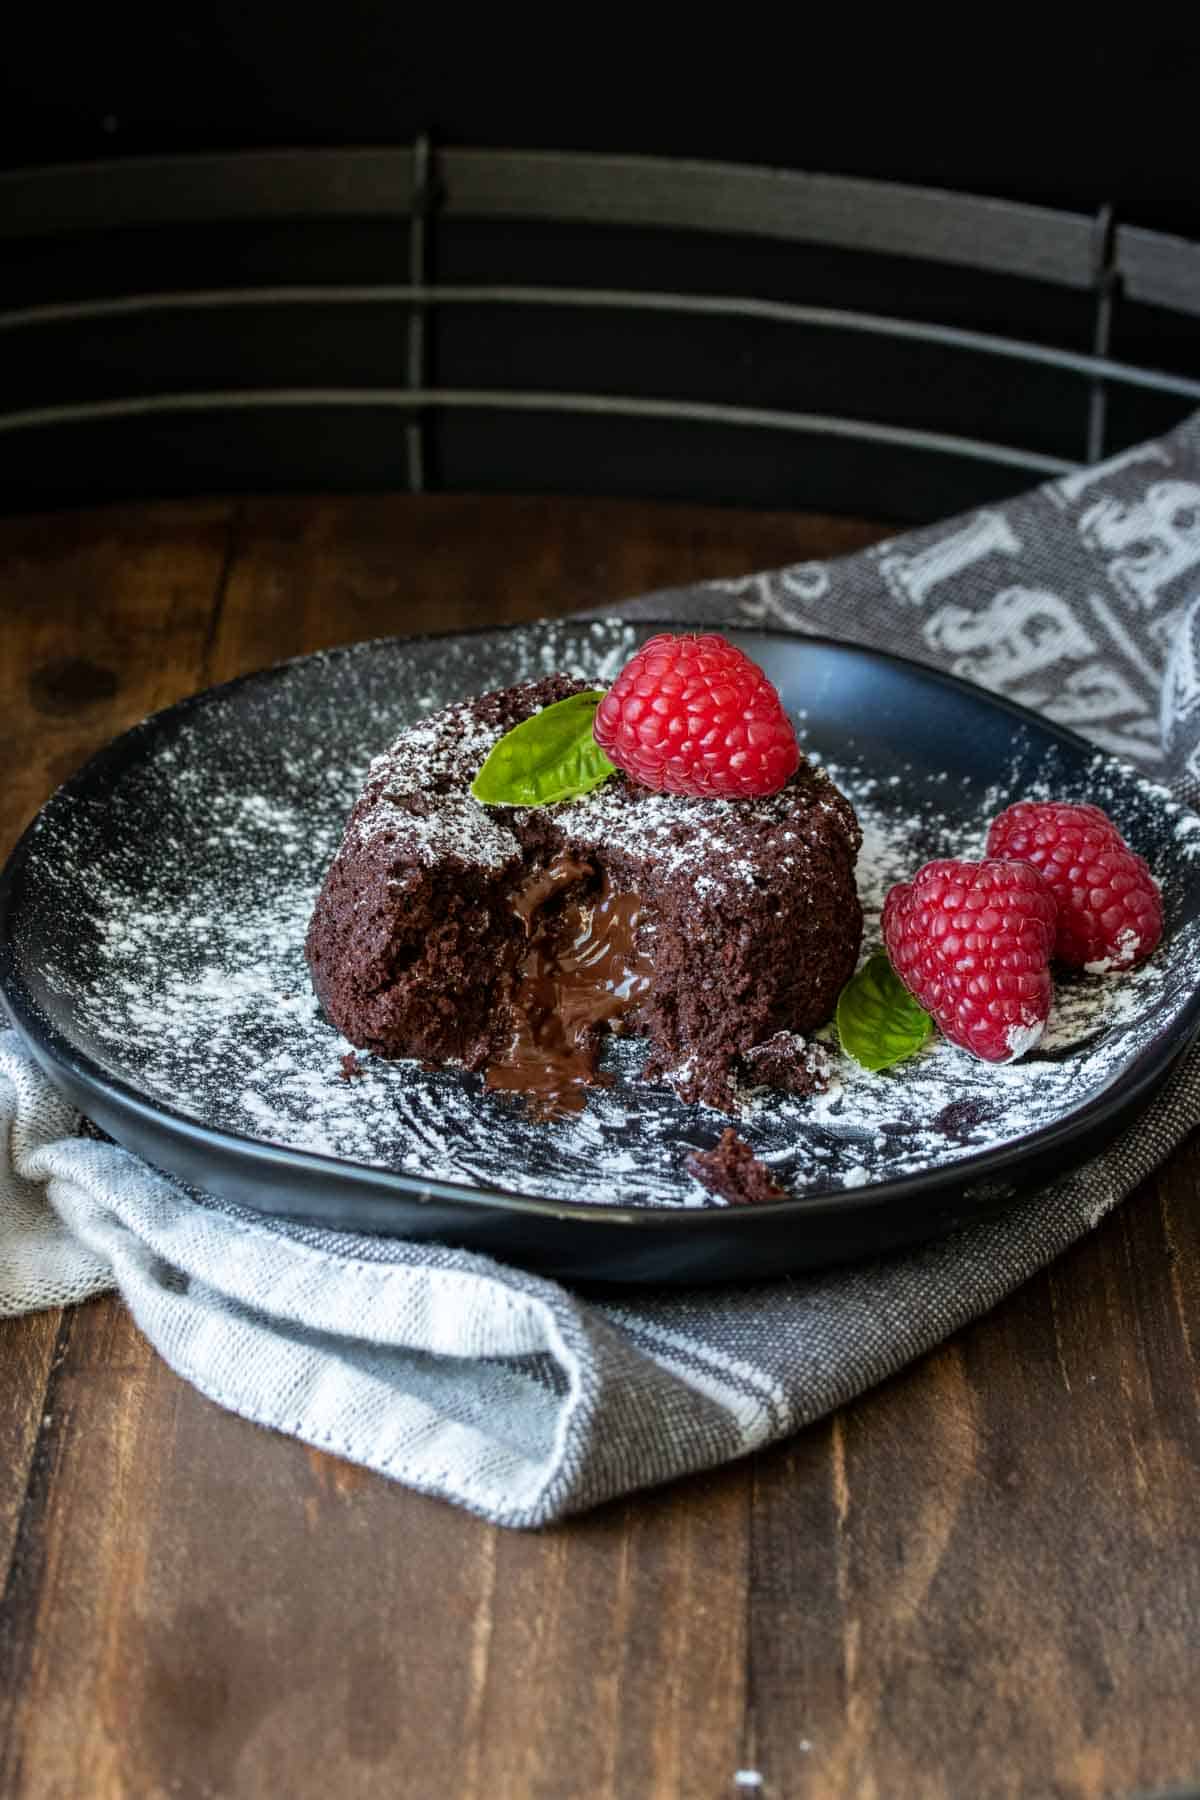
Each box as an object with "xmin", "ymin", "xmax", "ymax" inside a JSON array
[
  {"xmin": 593, "ymin": 632, "xmax": 801, "ymax": 799},
  {"xmin": 986, "ymin": 801, "xmax": 1163, "ymax": 972},
  {"xmin": 882, "ymin": 859, "xmax": 1058, "ymax": 1062}
]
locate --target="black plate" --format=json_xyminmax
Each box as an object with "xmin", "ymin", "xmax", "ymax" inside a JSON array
[{"xmin": 2, "ymin": 620, "xmax": 1199, "ymax": 1285}]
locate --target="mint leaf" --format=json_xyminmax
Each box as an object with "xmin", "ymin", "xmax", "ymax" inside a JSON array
[
  {"xmin": 471, "ymin": 690, "xmax": 617, "ymax": 807},
  {"xmin": 836, "ymin": 951, "xmax": 933, "ymax": 1072}
]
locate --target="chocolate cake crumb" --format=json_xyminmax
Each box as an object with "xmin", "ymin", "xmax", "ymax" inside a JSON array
[
  {"xmin": 935, "ymin": 1097, "xmax": 990, "ymax": 1139},
  {"xmin": 739, "ymin": 1031, "xmax": 832, "ymax": 1097},
  {"xmin": 339, "ymin": 1052, "xmax": 365, "ymax": 1082},
  {"xmin": 686, "ymin": 1130, "xmax": 788, "ymax": 1205}
]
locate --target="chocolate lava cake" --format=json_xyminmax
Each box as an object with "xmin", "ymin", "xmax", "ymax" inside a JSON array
[{"xmin": 305, "ymin": 675, "xmax": 863, "ymax": 1114}]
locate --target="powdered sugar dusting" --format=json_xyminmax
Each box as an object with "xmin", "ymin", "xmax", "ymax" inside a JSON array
[
  {"xmin": 353, "ymin": 699, "xmax": 517, "ymax": 869},
  {"xmin": 8, "ymin": 619, "xmax": 1200, "ymax": 1216},
  {"xmin": 1084, "ymin": 926, "xmax": 1142, "ymax": 975},
  {"xmin": 548, "ymin": 776, "xmax": 855, "ymax": 901},
  {"xmin": 1004, "ymin": 1021, "xmax": 1045, "ymax": 1060}
]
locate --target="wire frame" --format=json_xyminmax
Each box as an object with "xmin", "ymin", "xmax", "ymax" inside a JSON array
[{"xmin": 1, "ymin": 142, "xmax": 1197, "ymax": 514}]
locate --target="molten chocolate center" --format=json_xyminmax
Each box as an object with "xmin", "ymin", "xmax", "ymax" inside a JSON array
[{"xmin": 485, "ymin": 853, "xmax": 654, "ymax": 1117}]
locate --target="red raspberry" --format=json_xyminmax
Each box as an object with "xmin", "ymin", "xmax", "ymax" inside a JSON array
[
  {"xmin": 882, "ymin": 859, "xmax": 1058, "ymax": 1063},
  {"xmin": 593, "ymin": 632, "xmax": 801, "ymax": 799},
  {"xmin": 986, "ymin": 801, "xmax": 1162, "ymax": 972}
]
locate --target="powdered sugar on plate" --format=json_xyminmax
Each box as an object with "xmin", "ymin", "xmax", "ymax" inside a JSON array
[{"xmin": 8, "ymin": 619, "xmax": 1200, "ymax": 1214}]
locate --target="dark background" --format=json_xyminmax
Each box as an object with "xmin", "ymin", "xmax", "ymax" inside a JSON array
[
  {"xmin": 2, "ymin": 22, "xmax": 1198, "ymax": 522},
  {"xmin": 3, "ymin": 22, "xmax": 1198, "ymax": 230}
]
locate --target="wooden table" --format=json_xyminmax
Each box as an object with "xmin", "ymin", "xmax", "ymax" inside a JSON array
[{"xmin": 2, "ymin": 494, "xmax": 1199, "ymax": 1800}]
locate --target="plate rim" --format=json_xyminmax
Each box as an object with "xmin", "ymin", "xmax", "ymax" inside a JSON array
[{"xmin": 1, "ymin": 618, "xmax": 1197, "ymax": 1234}]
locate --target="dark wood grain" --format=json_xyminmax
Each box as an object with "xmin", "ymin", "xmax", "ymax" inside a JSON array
[
  {"xmin": 0, "ymin": 1314, "xmax": 59, "ymax": 1609},
  {"xmin": 206, "ymin": 492, "xmax": 888, "ymax": 675},
  {"xmin": 0, "ymin": 497, "xmax": 237, "ymax": 1766},
  {"xmin": 2, "ymin": 493, "xmax": 1199, "ymax": 1800},
  {"xmin": 0, "ymin": 499, "xmax": 238, "ymax": 848}
]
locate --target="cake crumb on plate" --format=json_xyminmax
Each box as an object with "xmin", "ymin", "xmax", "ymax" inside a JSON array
[{"xmin": 687, "ymin": 1130, "xmax": 788, "ymax": 1205}]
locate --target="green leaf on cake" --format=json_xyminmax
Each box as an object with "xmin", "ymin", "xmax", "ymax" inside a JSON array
[
  {"xmin": 836, "ymin": 951, "xmax": 933, "ymax": 1072},
  {"xmin": 471, "ymin": 690, "xmax": 617, "ymax": 808}
]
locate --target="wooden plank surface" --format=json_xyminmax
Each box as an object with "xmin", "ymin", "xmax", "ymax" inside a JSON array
[{"xmin": 1, "ymin": 493, "xmax": 1198, "ymax": 1800}]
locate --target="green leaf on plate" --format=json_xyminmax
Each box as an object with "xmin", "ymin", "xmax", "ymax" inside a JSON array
[
  {"xmin": 836, "ymin": 950, "xmax": 933, "ymax": 1072},
  {"xmin": 471, "ymin": 689, "xmax": 617, "ymax": 808}
]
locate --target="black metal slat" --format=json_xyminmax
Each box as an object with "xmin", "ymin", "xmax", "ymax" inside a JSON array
[
  {"xmin": 0, "ymin": 148, "xmax": 418, "ymax": 235},
  {"xmin": 1117, "ymin": 225, "xmax": 1200, "ymax": 318},
  {"xmin": 1, "ymin": 284, "xmax": 1198, "ymax": 402},
  {"xmin": 0, "ymin": 387, "xmax": 1074, "ymax": 476},
  {"xmin": 441, "ymin": 151, "xmax": 1099, "ymax": 290},
  {"xmin": 405, "ymin": 133, "xmax": 432, "ymax": 494},
  {"xmin": 1086, "ymin": 204, "xmax": 1117, "ymax": 464},
  {"xmin": 0, "ymin": 147, "xmax": 1101, "ymax": 289}
]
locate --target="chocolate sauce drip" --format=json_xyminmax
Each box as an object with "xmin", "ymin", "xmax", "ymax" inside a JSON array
[{"xmin": 486, "ymin": 854, "xmax": 655, "ymax": 1117}]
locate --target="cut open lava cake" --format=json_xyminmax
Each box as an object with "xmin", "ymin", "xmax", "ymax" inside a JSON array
[{"xmin": 305, "ymin": 673, "xmax": 863, "ymax": 1116}]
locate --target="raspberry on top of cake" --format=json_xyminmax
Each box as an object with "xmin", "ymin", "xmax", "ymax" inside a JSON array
[{"xmin": 306, "ymin": 659, "xmax": 863, "ymax": 1117}]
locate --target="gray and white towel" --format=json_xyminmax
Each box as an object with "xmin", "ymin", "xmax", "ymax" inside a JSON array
[{"xmin": 3, "ymin": 411, "xmax": 1200, "ymax": 1528}]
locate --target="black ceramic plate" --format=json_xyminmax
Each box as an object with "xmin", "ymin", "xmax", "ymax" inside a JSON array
[{"xmin": 2, "ymin": 620, "xmax": 1199, "ymax": 1285}]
